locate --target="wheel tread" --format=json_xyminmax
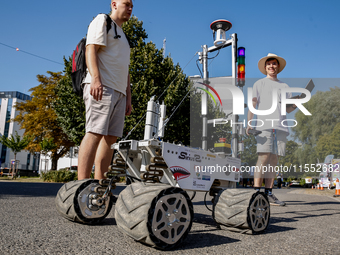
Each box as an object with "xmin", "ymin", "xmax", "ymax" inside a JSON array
[
  {"xmin": 213, "ymin": 189, "xmax": 270, "ymax": 234},
  {"xmin": 55, "ymin": 179, "xmax": 113, "ymax": 224},
  {"xmin": 115, "ymin": 183, "xmax": 193, "ymax": 250}
]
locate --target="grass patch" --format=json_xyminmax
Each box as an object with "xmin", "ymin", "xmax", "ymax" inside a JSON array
[{"xmin": 0, "ymin": 176, "xmax": 44, "ymax": 183}]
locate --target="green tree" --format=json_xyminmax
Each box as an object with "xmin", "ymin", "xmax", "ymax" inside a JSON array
[
  {"xmin": 13, "ymin": 72, "xmax": 74, "ymax": 170},
  {"xmin": 53, "ymin": 58, "xmax": 86, "ymax": 145},
  {"xmin": 315, "ymin": 122, "xmax": 340, "ymax": 160},
  {"xmin": 0, "ymin": 131, "xmax": 31, "ymax": 177},
  {"xmin": 295, "ymin": 143, "xmax": 316, "ymax": 169},
  {"xmin": 292, "ymin": 87, "xmax": 340, "ymax": 165},
  {"xmin": 240, "ymin": 134, "xmax": 257, "ymax": 166},
  {"xmin": 123, "ymin": 17, "xmax": 192, "ymax": 144},
  {"xmin": 279, "ymin": 140, "xmax": 300, "ymax": 167},
  {"xmin": 122, "ymin": 15, "xmax": 148, "ymax": 48},
  {"xmin": 40, "ymin": 137, "xmax": 57, "ymax": 172}
]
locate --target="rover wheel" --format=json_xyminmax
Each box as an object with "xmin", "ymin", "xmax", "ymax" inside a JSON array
[
  {"xmin": 55, "ymin": 179, "xmax": 113, "ymax": 224},
  {"xmin": 115, "ymin": 182, "xmax": 193, "ymax": 250},
  {"xmin": 213, "ymin": 189, "xmax": 270, "ymax": 234}
]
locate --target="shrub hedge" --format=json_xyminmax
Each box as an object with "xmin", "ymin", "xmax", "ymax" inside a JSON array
[{"xmin": 42, "ymin": 169, "xmax": 78, "ymax": 182}]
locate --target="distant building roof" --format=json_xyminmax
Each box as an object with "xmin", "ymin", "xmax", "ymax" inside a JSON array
[{"xmin": 0, "ymin": 91, "xmax": 31, "ymax": 101}]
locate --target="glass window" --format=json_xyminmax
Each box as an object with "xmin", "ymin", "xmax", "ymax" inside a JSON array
[
  {"xmin": 26, "ymin": 153, "xmax": 31, "ymax": 170},
  {"xmin": 1, "ymin": 98, "xmax": 13, "ymax": 163}
]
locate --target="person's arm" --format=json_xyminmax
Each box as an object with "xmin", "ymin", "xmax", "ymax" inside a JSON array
[
  {"xmin": 125, "ymin": 73, "xmax": 132, "ymax": 116},
  {"xmin": 86, "ymin": 44, "xmax": 103, "ymax": 101},
  {"xmin": 246, "ymin": 97, "xmax": 257, "ymax": 135}
]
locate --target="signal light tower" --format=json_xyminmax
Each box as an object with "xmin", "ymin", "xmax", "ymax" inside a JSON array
[
  {"xmin": 199, "ymin": 19, "xmax": 239, "ymax": 157},
  {"xmin": 237, "ymin": 47, "xmax": 245, "ymax": 87}
]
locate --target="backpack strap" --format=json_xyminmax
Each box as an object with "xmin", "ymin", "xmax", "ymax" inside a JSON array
[
  {"xmin": 104, "ymin": 14, "xmax": 132, "ymax": 48},
  {"xmin": 105, "ymin": 14, "xmax": 112, "ymax": 34},
  {"xmin": 104, "ymin": 14, "xmax": 121, "ymax": 39},
  {"xmin": 113, "ymin": 22, "xmax": 121, "ymax": 39}
]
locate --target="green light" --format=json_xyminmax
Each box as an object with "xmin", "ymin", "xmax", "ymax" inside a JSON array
[{"xmin": 237, "ymin": 57, "xmax": 245, "ymax": 65}]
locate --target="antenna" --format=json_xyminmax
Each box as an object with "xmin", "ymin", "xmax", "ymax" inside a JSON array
[
  {"xmin": 210, "ymin": 19, "xmax": 232, "ymax": 47},
  {"xmin": 163, "ymin": 38, "xmax": 166, "ymax": 58}
]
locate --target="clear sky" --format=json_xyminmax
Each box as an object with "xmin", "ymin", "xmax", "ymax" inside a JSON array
[{"xmin": 1, "ymin": 0, "xmax": 339, "ymax": 95}]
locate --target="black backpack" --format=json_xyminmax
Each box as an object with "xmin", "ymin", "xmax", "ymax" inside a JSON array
[{"xmin": 71, "ymin": 14, "xmax": 129, "ymax": 97}]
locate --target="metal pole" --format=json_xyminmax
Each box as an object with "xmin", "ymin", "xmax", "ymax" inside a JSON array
[
  {"xmin": 202, "ymin": 45, "xmax": 208, "ymax": 150},
  {"xmin": 231, "ymin": 33, "xmax": 238, "ymax": 158},
  {"xmin": 70, "ymin": 147, "xmax": 73, "ymax": 170}
]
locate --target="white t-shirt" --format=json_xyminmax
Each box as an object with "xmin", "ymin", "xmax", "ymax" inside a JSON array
[
  {"xmin": 84, "ymin": 14, "xmax": 130, "ymax": 95},
  {"xmin": 251, "ymin": 77, "xmax": 292, "ymax": 133}
]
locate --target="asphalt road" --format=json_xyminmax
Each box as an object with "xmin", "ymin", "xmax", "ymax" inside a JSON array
[{"xmin": 0, "ymin": 181, "xmax": 339, "ymax": 255}]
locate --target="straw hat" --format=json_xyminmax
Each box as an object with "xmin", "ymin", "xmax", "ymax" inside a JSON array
[{"xmin": 258, "ymin": 53, "xmax": 286, "ymax": 75}]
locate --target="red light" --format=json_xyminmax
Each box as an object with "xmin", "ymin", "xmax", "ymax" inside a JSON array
[{"xmin": 238, "ymin": 64, "xmax": 245, "ymax": 78}]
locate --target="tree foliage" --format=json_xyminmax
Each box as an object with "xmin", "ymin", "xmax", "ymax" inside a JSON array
[
  {"xmin": 40, "ymin": 137, "xmax": 57, "ymax": 155},
  {"xmin": 279, "ymin": 140, "xmax": 300, "ymax": 167},
  {"xmin": 0, "ymin": 131, "xmax": 31, "ymax": 158},
  {"xmin": 13, "ymin": 72, "xmax": 74, "ymax": 170},
  {"xmin": 315, "ymin": 122, "xmax": 340, "ymax": 160},
  {"xmin": 292, "ymin": 87, "xmax": 340, "ymax": 164},
  {"xmin": 0, "ymin": 131, "xmax": 31, "ymax": 177},
  {"xmin": 240, "ymin": 134, "xmax": 257, "ymax": 166},
  {"xmin": 293, "ymin": 88, "xmax": 340, "ymax": 145},
  {"xmin": 122, "ymin": 16, "xmax": 193, "ymax": 144},
  {"xmin": 53, "ymin": 58, "xmax": 86, "ymax": 145},
  {"xmin": 122, "ymin": 15, "xmax": 148, "ymax": 48}
]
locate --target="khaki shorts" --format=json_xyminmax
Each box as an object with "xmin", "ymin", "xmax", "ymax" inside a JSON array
[
  {"xmin": 83, "ymin": 84, "xmax": 126, "ymax": 137},
  {"xmin": 256, "ymin": 129, "xmax": 288, "ymax": 156}
]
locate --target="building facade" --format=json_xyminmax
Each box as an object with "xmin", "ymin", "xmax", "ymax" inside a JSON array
[{"xmin": 0, "ymin": 91, "xmax": 40, "ymax": 172}]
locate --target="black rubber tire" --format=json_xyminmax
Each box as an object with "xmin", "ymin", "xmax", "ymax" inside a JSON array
[
  {"xmin": 213, "ymin": 189, "xmax": 270, "ymax": 234},
  {"xmin": 115, "ymin": 182, "xmax": 193, "ymax": 250},
  {"xmin": 55, "ymin": 179, "xmax": 113, "ymax": 224}
]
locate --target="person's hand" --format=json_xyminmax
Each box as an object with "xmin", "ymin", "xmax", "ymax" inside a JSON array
[
  {"xmin": 246, "ymin": 126, "xmax": 253, "ymax": 136},
  {"xmin": 125, "ymin": 101, "xmax": 132, "ymax": 116},
  {"xmin": 90, "ymin": 79, "xmax": 103, "ymax": 101}
]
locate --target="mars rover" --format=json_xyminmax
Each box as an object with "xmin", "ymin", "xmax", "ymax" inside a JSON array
[{"xmin": 55, "ymin": 20, "xmax": 270, "ymax": 250}]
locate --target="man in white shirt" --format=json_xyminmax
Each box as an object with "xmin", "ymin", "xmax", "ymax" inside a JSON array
[
  {"xmin": 78, "ymin": 0, "xmax": 133, "ymax": 180},
  {"xmin": 246, "ymin": 53, "xmax": 298, "ymax": 206}
]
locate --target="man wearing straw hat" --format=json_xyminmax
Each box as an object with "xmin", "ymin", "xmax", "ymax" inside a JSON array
[{"xmin": 246, "ymin": 53, "xmax": 298, "ymax": 206}]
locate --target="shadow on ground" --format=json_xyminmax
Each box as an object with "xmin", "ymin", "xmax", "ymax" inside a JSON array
[{"xmin": 0, "ymin": 182, "xmax": 63, "ymax": 197}]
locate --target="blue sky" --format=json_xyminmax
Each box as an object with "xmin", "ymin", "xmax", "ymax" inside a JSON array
[{"xmin": 0, "ymin": 0, "xmax": 339, "ymax": 95}]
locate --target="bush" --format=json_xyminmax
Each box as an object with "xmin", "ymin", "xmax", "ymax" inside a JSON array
[
  {"xmin": 42, "ymin": 169, "xmax": 96, "ymax": 182},
  {"xmin": 42, "ymin": 169, "xmax": 78, "ymax": 183},
  {"xmin": 300, "ymin": 178, "xmax": 306, "ymax": 186}
]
